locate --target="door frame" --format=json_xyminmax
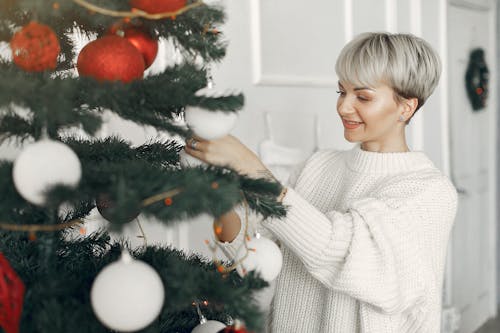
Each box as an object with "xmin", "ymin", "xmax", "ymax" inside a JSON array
[{"xmin": 445, "ymin": 0, "xmax": 498, "ymax": 326}]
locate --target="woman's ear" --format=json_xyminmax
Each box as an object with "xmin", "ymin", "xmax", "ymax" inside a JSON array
[{"xmin": 403, "ymin": 97, "xmax": 419, "ymax": 118}]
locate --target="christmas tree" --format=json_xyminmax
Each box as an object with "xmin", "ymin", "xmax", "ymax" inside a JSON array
[{"xmin": 0, "ymin": 1, "xmax": 285, "ymax": 332}]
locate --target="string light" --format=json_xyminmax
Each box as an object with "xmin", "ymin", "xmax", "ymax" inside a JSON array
[
  {"xmin": 214, "ymin": 225, "xmax": 222, "ymax": 236},
  {"xmin": 140, "ymin": 188, "xmax": 182, "ymax": 207},
  {"xmin": 0, "ymin": 187, "xmax": 182, "ymax": 233},
  {"xmin": 202, "ymin": 24, "xmax": 219, "ymax": 35},
  {"xmin": 192, "ymin": 299, "xmax": 210, "ymax": 310},
  {"xmin": 0, "ymin": 176, "xmax": 263, "ymax": 277},
  {"xmin": 0, "ymin": 219, "xmax": 83, "ymax": 233},
  {"xmin": 0, "ymin": 182, "xmax": 252, "ymax": 241},
  {"xmin": 72, "ymin": 0, "xmax": 204, "ymax": 20}
]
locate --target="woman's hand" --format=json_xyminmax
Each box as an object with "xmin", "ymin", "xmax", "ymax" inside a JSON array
[
  {"xmin": 184, "ymin": 135, "xmax": 267, "ymax": 178},
  {"xmin": 185, "ymin": 135, "xmax": 288, "ymax": 202}
]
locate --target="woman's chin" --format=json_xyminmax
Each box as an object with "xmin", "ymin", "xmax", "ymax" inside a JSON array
[{"xmin": 344, "ymin": 133, "xmax": 361, "ymax": 143}]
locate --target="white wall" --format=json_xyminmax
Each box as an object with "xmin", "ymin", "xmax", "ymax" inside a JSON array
[
  {"xmin": 0, "ymin": 0, "xmax": 452, "ymax": 258},
  {"xmin": 214, "ymin": 0, "xmax": 448, "ymax": 168},
  {"xmin": 181, "ymin": 0, "xmax": 451, "ymax": 257},
  {"xmin": 80, "ymin": 0, "xmax": 454, "ymax": 266}
]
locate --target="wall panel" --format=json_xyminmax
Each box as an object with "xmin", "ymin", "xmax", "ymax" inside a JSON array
[
  {"xmin": 255, "ymin": 0, "xmax": 344, "ymax": 86},
  {"xmin": 352, "ymin": 0, "xmax": 386, "ymax": 35}
]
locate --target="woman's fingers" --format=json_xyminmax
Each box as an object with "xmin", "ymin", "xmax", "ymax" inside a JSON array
[
  {"xmin": 183, "ymin": 135, "xmax": 255, "ymax": 171},
  {"xmin": 184, "ymin": 144, "xmax": 207, "ymax": 162},
  {"xmin": 186, "ymin": 137, "xmax": 210, "ymax": 152}
]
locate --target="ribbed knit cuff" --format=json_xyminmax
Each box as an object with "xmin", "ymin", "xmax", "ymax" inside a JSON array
[{"xmin": 262, "ymin": 188, "xmax": 354, "ymax": 269}]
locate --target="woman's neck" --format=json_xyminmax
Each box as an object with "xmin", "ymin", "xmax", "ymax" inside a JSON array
[{"xmin": 360, "ymin": 137, "xmax": 410, "ymax": 153}]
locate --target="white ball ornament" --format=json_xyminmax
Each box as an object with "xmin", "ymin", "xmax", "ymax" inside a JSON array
[
  {"xmin": 185, "ymin": 107, "xmax": 238, "ymax": 140},
  {"xmin": 191, "ymin": 319, "xmax": 226, "ymax": 333},
  {"xmin": 235, "ymin": 234, "xmax": 283, "ymax": 282},
  {"xmin": 91, "ymin": 251, "xmax": 165, "ymax": 332},
  {"xmin": 12, "ymin": 139, "xmax": 82, "ymax": 206}
]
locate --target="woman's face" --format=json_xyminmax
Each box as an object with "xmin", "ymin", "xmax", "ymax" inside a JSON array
[{"xmin": 336, "ymin": 81, "xmax": 404, "ymax": 145}]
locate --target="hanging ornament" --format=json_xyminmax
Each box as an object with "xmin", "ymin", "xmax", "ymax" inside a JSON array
[
  {"xmin": 184, "ymin": 106, "xmax": 238, "ymax": 140},
  {"xmin": 130, "ymin": 0, "xmax": 187, "ymax": 15},
  {"xmin": 12, "ymin": 139, "xmax": 82, "ymax": 206},
  {"xmin": 192, "ymin": 320, "xmax": 227, "ymax": 333},
  {"xmin": 0, "ymin": 253, "xmax": 25, "ymax": 333},
  {"xmin": 96, "ymin": 193, "xmax": 141, "ymax": 224},
  {"xmin": 191, "ymin": 300, "xmax": 226, "ymax": 333},
  {"xmin": 185, "ymin": 86, "xmax": 241, "ymax": 140},
  {"xmin": 10, "ymin": 21, "xmax": 60, "ymax": 72},
  {"xmin": 217, "ymin": 319, "xmax": 250, "ymax": 333},
  {"xmin": 91, "ymin": 250, "xmax": 165, "ymax": 332},
  {"xmin": 108, "ymin": 23, "xmax": 158, "ymax": 69},
  {"xmin": 234, "ymin": 234, "xmax": 282, "ymax": 282},
  {"xmin": 465, "ymin": 48, "xmax": 489, "ymax": 111},
  {"xmin": 77, "ymin": 35, "xmax": 145, "ymax": 83}
]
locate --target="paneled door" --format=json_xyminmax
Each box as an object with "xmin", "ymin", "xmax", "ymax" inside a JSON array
[{"xmin": 448, "ymin": 1, "xmax": 497, "ymax": 332}]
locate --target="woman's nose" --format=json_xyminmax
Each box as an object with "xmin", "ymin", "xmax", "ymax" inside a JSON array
[{"xmin": 337, "ymin": 98, "xmax": 355, "ymax": 116}]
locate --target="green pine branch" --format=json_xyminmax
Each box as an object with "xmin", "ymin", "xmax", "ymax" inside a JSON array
[
  {"xmin": 0, "ymin": 231, "xmax": 268, "ymax": 333},
  {"xmin": 0, "ymin": 63, "xmax": 243, "ymax": 142},
  {"xmin": 0, "ymin": 2, "xmax": 285, "ymax": 331},
  {"xmin": 0, "ymin": 137, "xmax": 286, "ymax": 227}
]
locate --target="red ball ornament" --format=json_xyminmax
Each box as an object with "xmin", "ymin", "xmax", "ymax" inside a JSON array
[
  {"xmin": 217, "ymin": 320, "xmax": 250, "ymax": 333},
  {"xmin": 108, "ymin": 25, "xmax": 158, "ymax": 69},
  {"xmin": 77, "ymin": 35, "xmax": 145, "ymax": 83},
  {"xmin": 10, "ymin": 21, "xmax": 60, "ymax": 72},
  {"xmin": 0, "ymin": 253, "xmax": 25, "ymax": 333},
  {"xmin": 130, "ymin": 0, "xmax": 187, "ymax": 14}
]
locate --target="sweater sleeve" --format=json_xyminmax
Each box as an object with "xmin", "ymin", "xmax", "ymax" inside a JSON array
[
  {"xmin": 261, "ymin": 175, "xmax": 457, "ymax": 314},
  {"xmin": 215, "ymin": 159, "xmax": 309, "ymax": 259}
]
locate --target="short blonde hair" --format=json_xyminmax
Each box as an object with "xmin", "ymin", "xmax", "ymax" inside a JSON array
[{"xmin": 335, "ymin": 32, "xmax": 441, "ymax": 112}]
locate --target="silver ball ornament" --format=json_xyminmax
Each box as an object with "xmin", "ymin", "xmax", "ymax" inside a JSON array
[{"xmin": 191, "ymin": 319, "xmax": 226, "ymax": 333}]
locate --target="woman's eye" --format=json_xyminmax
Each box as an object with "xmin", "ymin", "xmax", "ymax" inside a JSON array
[
  {"xmin": 357, "ymin": 95, "xmax": 370, "ymax": 101},
  {"xmin": 336, "ymin": 90, "xmax": 346, "ymax": 96}
]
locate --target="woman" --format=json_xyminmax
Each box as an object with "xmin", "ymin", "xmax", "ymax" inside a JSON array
[{"xmin": 185, "ymin": 32, "xmax": 457, "ymax": 333}]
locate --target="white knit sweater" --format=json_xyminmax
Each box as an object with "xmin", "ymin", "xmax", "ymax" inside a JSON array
[{"xmin": 219, "ymin": 145, "xmax": 457, "ymax": 333}]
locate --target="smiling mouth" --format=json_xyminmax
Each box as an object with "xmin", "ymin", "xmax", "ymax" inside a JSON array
[{"xmin": 342, "ymin": 119, "xmax": 364, "ymax": 129}]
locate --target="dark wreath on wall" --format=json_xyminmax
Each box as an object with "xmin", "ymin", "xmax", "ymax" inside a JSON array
[{"xmin": 465, "ymin": 48, "xmax": 489, "ymax": 111}]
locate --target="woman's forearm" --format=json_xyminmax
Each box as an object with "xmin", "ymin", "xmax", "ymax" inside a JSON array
[{"xmin": 185, "ymin": 135, "xmax": 287, "ymax": 242}]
